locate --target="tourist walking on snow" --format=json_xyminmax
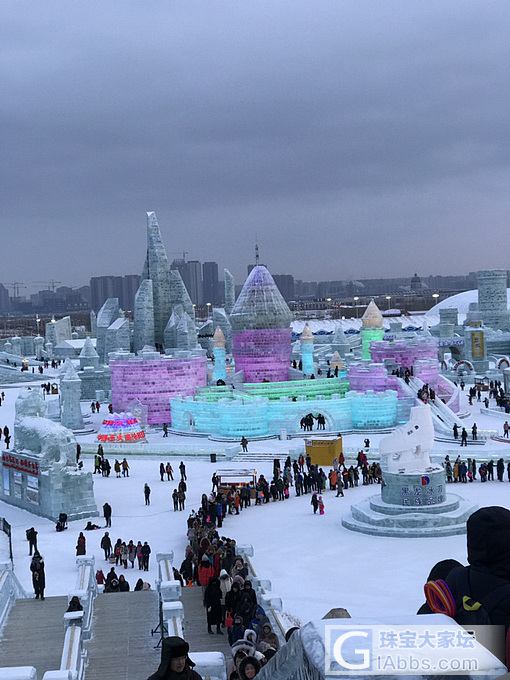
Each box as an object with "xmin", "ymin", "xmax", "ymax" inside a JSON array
[
  {"xmin": 142, "ymin": 541, "xmax": 151, "ymax": 571},
  {"xmin": 136, "ymin": 541, "xmax": 143, "ymax": 569},
  {"xmin": 179, "ymin": 461, "xmax": 187, "ymax": 480},
  {"xmin": 30, "ymin": 551, "xmax": 45, "ymax": 600},
  {"xmin": 311, "ymin": 492, "xmax": 319, "ymax": 514},
  {"xmin": 144, "ymin": 483, "xmax": 151, "ymax": 505},
  {"xmin": 76, "ymin": 532, "xmax": 86, "ymax": 555},
  {"xmin": 101, "ymin": 531, "xmax": 112, "ymax": 560},
  {"xmin": 26, "ymin": 527, "xmax": 38, "ymax": 556},
  {"xmin": 103, "ymin": 502, "xmax": 112, "ymax": 527}
]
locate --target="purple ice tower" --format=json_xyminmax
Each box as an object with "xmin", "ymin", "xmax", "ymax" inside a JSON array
[{"xmin": 230, "ymin": 265, "xmax": 293, "ymax": 383}]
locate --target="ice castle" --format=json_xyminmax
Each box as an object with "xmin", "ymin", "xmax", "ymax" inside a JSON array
[{"xmin": 230, "ymin": 264, "xmax": 293, "ymax": 383}]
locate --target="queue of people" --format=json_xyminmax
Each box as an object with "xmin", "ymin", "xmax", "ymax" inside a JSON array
[{"xmin": 444, "ymin": 455, "xmax": 510, "ymax": 483}]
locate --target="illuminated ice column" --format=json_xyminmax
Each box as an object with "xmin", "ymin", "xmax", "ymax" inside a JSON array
[
  {"xmin": 212, "ymin": 327, "xmax": 227, "ymax": 383},
  {"xmin": 361, "ymin": 299, "xmax": 384, "ymax": 360},
  {"xmin": 34, "ymin": 336, "xmax": 44, "ymax": 361},
  {"xmin": 464, "ymin": 324, "xmax": 489, "ymax": 372},
  {"xmin": 330, "ymin": 351, "xmax": 344, "ymax": 375},
  {"xmin": 224, "ymin": 268, "xmax": 235, "ymax": 315},
  {"xmin": 61, "ymin": 360, "xmax": 85, "ymax": 430},
  {"xmin": 300, "ymin": 324, "xmax": 315, "ymax": 375}
]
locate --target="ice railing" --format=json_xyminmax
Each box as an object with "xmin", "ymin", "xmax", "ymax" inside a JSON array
[
  {"xmin": 155, "ymin": 552, "xmax": 226, "ymax": 680},
  {"xmin": 0, "ymin": 557, "xmax": 97, "ymax": 680},
  {"xmin": 0, "ymin": 561, "xmax": 27, "ymax": 632}
]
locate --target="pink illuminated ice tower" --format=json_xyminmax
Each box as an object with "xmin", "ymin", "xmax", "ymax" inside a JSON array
[{"xmin": 229, "ymin": 265, "xmax": 293, "ymax": 383}]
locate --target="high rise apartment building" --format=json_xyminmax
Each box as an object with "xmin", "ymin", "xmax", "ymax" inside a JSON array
[
  {"xmin": 186, "ymin": 260, "xmax": 203, "ymax": 306},
  {"xmin": 203, "ymin": 261, "xmax": 221, "ymax": 305},
  {"xmin": 90, "ymin": 274, "xmax": 140, "ymax": 312}
]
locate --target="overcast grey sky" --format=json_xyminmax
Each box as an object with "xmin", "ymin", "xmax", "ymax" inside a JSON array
[{"xmin": 2, "ymin": 1, "xmax": 509, "ymax": 293}]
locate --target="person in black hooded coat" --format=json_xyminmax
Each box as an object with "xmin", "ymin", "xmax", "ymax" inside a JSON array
[
  {"xmin": 236, "ymin": 580, "xmax": 257, "ymax": 625},
  {"xmin": 204, "ymin": 577, "xmax": 223, "ymax": 634},
  {"xmin": 445, "ymin": 506, "xmax": 510, "ymax": 629},
  {"xmin": 225, "ymin": 581, "xmax": 241, "ymax": 618},
  {"xmin": 147, "ymin": 636, "xmax": 202, "ymax": 680},
  {"xmin": 30, "ymin": 551, "xmax": 45, "ymax": 600}
]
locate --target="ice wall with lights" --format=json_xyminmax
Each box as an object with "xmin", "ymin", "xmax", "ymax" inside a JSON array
[
  {"xmin": 232, "ymin": 327, "xmax": 292, "ymax": 382},
  {"xmin": 370, "ymin": 337, "xmax": 438, "ymax": 370},
  {"xmin": 170, "ymin": 388, "xmax": 409, "ymax": 437},
  {"xmin": 110, "ymin": 354, "xmax": 207, "ymax": 425}
]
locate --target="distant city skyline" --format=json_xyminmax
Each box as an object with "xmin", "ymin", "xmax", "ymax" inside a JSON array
[{"xmin": 3, "ymin": 2, "xmax": 510, "ymax": 289}]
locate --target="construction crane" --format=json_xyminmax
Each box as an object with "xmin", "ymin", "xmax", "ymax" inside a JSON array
[
  {"xmin": 33, "ymin": 280, "xmax": 62, "ymax": 292},
  {"xmin": 6, "ymin": 282, "xmax": 26, "ymax": 298}
]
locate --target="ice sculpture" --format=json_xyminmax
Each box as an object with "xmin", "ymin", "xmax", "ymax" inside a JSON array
[
  {"xmin": 110, "ymin": 354, "xmax": 207, "ymax": 425},
  {"xmin": 342, "ymin": 403, "xmax": 477, "ymax": 537},
  {"xmin": 230, "ymin": 265, "xmax": 293, "ymax": 383},
  {"xmin": 300, "ymin": 324, "xmax": 315, "ymax": 375},
  {"xmin": 60, "ymin": 359, "xmax": 84, "ymax": 430},
  {"xmin": 133, "ymin": 278, "xmax": 155, "ymax": 352},
  {"xmin": 96, "ymin": 298, "xmax": 121, "ymax": 362},
  {"xmin": 379, "ymin": 405, "xmax": 436, "ymax": 474},
  {"xmin": 0, "ymin": 388, "xmax": 98, "ymax": 520},
  {"xmin": 97, "ymin": 412, "xmax": 146, "ymax": 443},
  {"xmin": 212, "ymin": 307, "xmax": 232, "ymax": 354},
  {"xmin": 361, "ymin": 299, "xmax": 384, "ymax": 360},
  {"xmin": 141, "ymin": 211, "xmax": 172, "ymax": 345},
  {"xmin": 212, "ymin": 327, "xmax": 227, "ymax": 383},
  {"xmin": 224, "ymin": 268, "xmax": 235, "ymax": 315}
]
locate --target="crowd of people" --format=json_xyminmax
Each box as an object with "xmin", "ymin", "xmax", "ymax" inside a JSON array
[
  {"xmin": 178, "ymin": 518, "xmax": 281, "ymax": 680},
  {"xmin": 97, "ymin": 532, "xmax": 152, "ymax": 571},
  {"xmin": 92, "ymin": 446, "xmax": 131, "ymax": 478},
  {"xmin": 95, "ymin": 566, "xmax": 151, "ymax": 593},
  {"xmin": 444, "ymin": 454, "xmax": 510, "ymax": 483}
]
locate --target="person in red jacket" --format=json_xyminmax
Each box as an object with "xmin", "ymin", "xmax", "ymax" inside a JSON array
[{"xmin": 198, "ymin": 555, "xmax": 214, "ymax": 603}]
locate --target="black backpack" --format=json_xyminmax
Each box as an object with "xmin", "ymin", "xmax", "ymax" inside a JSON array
[{"xmin": 434, "ymin": 567, "xmax": 510, "ymax": 626}]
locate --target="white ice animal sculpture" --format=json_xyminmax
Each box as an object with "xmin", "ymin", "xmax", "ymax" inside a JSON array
[
  {"xmin": 13, "ymin": 388, "xmax": 76, "ymax": 468},
  {"xmin": 379, "ymin": 405, "xmax": 437, "ymax": 474}
]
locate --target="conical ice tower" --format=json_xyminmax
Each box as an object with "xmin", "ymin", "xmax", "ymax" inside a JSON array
[
  {"xmin": 361, "ymin": 299, "xmax": 384, "ymax": 359},
  {"xmin": 230, "ymin": 265, "xmax": 293, "ymax": 382},
  {"xmin": 141, "ymin": 211, "xmax": 172, "ymax": 346}
]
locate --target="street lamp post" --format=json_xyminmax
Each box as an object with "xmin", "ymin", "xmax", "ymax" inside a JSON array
[
  {"xmin": 432, "ymin": 293, "xmax": 439, "ymax": 306},
  {"xmin": 386, "ymin": 295, "xmax": 391, "ymax": 310},
  {"xmin": 353, "ymin": 296, "xmax": 359, "ymax": 319},
  {"xmin": 206, "ymin": 302, "xmax": 211, "ymax": 320}
]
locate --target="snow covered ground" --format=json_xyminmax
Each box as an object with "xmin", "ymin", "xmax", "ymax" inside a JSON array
[{"xmin": 1, "ymin": 377, "xmax": 510, "ymax": 626}]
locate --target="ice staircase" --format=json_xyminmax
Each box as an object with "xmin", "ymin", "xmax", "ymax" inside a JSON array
[
  {"xmin": 0, "ymin": 595, "xmax": 68, "ymax": 676},
  {"xmin": 84, "ymin": 590, "xmax": 160, "ymax": 679},
  {"xmin": 180, "ymin": 585, "xmax": 232, "ymax": 656},
  {"xmin": 398, "ymin": 377, "xmax": 465, "ymax": 434}
]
